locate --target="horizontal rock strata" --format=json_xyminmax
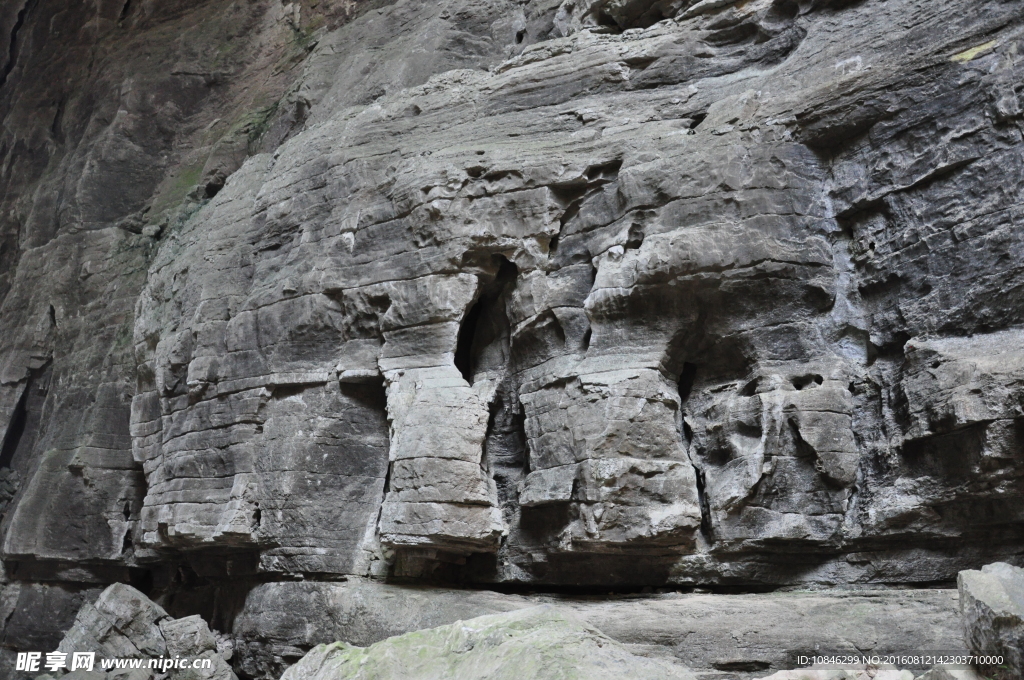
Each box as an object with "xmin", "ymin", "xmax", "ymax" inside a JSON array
[{"xmin": 0, "ymin": 0, "xmax": 1023, "ymax": 675}]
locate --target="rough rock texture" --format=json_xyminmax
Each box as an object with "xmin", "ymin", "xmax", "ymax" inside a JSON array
[
  {"xmin": 753, "ymin": 671, "xmax": 913, "ymax": 680},
  {"xmin": 957, "ymin": 562, "xmax": 1024, "ymax": 680},
  {"xmin": 233, "ymin": 580, "xmax": 963, "ymax": 679},
  {"xmin": 916, "ymin": 669, "xmax": 984, "ymax": 680},
  {"xmin": 1, "ymin": 0, "xmax": 1024, "ymax": 675},
  {"xmin": 50, "ymin": 583, "xmax": 235, "ymax": 680},
  {"xmin": 279, "ymin": 606, "xmax": 695, "ymax": 680},
  {"xmin": 754, "ymin": 668, "xmax": 984, "ymax": 680}
]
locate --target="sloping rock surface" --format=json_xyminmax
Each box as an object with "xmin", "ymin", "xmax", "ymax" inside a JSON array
[
  {"xmin": 234, "ymin": 580, "xmax": 963, "ymax": 679},
  {"xmin": 278, "ymin": 606, "xmax": 695, "ymax": 680}
]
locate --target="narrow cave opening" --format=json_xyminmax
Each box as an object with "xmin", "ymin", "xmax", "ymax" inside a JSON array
[
  {"xmin": 455, "ymin": 256, "xmax": 518, "ymax": 384},
  {"xmin": 677, "ymin": 362, "xmax": 697, "ymax": 403},
  {"xmin": 455, "ymin": 300, "xmax": 484, "ymax": 382},
  {"xmin": 121, "ymin": 527, "xmax": 133, "ymax": 553}
]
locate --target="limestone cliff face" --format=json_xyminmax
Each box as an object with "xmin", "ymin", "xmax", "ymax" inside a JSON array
[{"xmin": 1, "ymin": 0, "xmax": 1023, "ymax": 670}]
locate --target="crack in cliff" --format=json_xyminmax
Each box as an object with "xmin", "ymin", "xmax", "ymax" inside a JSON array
[
  {"xmin": 118, "ymin": 0, "xmax": 133, "ymax": 25},
  {"xmin": 0, "ymin": 0, "xmax": 34, "ymax": 92},
  {"xmin": 677, "ymin": 362, "xmax": 713, "ymax": 540},
  {"xmin": 0, "ymin": 383, "xmax": 28, "ymax": 468}
]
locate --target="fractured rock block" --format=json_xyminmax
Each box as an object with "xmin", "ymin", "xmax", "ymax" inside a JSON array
[
  {"xmin": 58, "ymin": 583, "xmax": 169, "ymax": 659},
  {"xmin": 901, "ymin": 331, "xmax": 1024, "ymax": 442},
  {"xmin": 159, "ymin": 615, "xmax": 218, "ymax": 659},
  {"xmin": 54, "ymin": 584, "xmax": 237, "ymax": 680},
  {"xmin": 958, "ymin": 562, "xmax": 1024, "ymax": 680}
]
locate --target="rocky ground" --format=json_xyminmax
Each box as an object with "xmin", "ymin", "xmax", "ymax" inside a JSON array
[{"xmin": 1, "ymin": 0, "xmax": 1023, "ymax": 677}]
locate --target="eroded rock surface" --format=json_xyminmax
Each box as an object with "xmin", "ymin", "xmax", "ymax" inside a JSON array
[
  {"xmin": 50, "ymin": 583, "xmax": 234, "ymax": 680},
  {"xmin": 279, "ymin": 606, "xmax": 695, "ymax": 680},
  {"xmin": 958, "ymin": 562, "xmax": 1024, "ymax": 680},
  {"xmin": 233, "ymin": 579, "xmax": 963, "ymax": 679},
  {"xmin": 0, "ymin": 0, "xmax": 1023, "ymax": 675}
]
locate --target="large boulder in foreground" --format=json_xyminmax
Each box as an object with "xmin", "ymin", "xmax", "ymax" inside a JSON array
[
  {"xmin": 958, "ymin": 562, "xmax": 1024, "ymax": 680},
  {"xmin": 50, "ymin": 583, "xmax": 234, "ymax": 680},
  {"xmin": 279, "ymin": 606, "xmax": 694, "ymax": 680}
]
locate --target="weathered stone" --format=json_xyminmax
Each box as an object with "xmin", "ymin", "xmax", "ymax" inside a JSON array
[
  {"xmin": 234, "ymin": 580, "xmax": 964, "ymax": 680},
  {"xmin": 279, "ymin": 606, "xmax": 695, "ymax": 680},
  {"xmin": 51, "ymin": 584, "xmax": 237, "ymax": 680},
  {"xmin": 2, "ymin": 0, "xmax": 1024, "ymax": 665},
  {"xmin": 159, "ymin": 615, "xmax": 218, "ymax": 659},
  {"xmin": 754, "ymin": 671, "xmax": 913, "ymax": 680},
  {"xmin": 958, "ymin": 562, "xmax": 1024, "ymax": 680},
  {"xmin": 58, "ymin": 584, "xmax": 169, "ymax": 660}
]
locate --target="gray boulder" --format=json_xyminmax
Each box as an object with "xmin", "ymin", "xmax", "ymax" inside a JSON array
[
  {"xmin": 53, "ymin": 584, "xmax": 235, "ymax": 680},
  {"xmin": 279, "ymin": 605, "xmax": 695, "ymax": 680},
  {"xmin": 957, "ymin": 562, "xmax": 1024, "ymax": 680}
]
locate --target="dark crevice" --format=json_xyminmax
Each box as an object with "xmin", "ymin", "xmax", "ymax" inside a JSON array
[
  {"xmin": 121, "ymin": 528, "xmax": 133, "ymax": 554},
  {"xmin": 677, "ymin": 362, "xmax": 697, "ymax": 403},
  {"xmin": 677, "ymin": 361, "xmax": 711, "ymax": 540},
  {"xmin": 714, "ymin": 661, "xmax": 771, "ymax": 672},
  {"xmin": 595, "ymin": 11, "xmax": 621, "ymax": 32},
  {"xmin": 0, "ymin": 384, "xmax": 28, "ymax": 469},
  {"xmin": 585, "ymin": 158, "xmax": 621, "ymax": 182},
  {"xmin": 792, "ymin": 374, "xmax": 823, "ymax": 390},
  {"xmin": 455, "ymin": 299, "xmax": 485, "ymax": 383},
  {"xmin": 128, "ymin": 567, "xmax": 154, "ymax": 596},
  {"xmin": 740, "ymin": 377, "xmax": 760, "ymax": 397},
  {"xmin": 118, "ymin": 0, "xmax": 133, "ymax": 24},
  {"xmin": 375, "ymin": 458, "xmax": 393, "ymax": 536},
  {"xmin": 0, "ymin": 0, "xmax": 33, "ymax": 92},
  {"xmin": 50, "ymin": 98, "xmax": 65, "ymax": 140},
  {"xmin": 455, "ymin": 256, "xmax": 518, "ymax": 384},
  {"xmin": 693, "ymin": 464, "xmax": 713, "ymax": 539},
  {"xmin": 625, "ymin": 222, "xmax": 645, "ymax": 250}
]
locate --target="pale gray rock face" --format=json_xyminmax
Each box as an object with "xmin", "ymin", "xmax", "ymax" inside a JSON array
[
  {"xmin": 958, "ymin": 562, "xmax": 1024, "ymax": 680},
  {"xmin": 116, "ymin": 0, "xmax": 1024, "ymax": 586},
  {"xmin": 0, "ymin": 0, "xmax": 1023, "ymax": 675},
  {"xmin": 233, "ymin": 579, "xmax": 963, "ymax": 679},
  {"xmin": 278, "ymin": 606, "xmax": 696, "ymax": 680}
]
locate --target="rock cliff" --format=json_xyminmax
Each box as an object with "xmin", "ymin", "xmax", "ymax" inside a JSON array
[{"xmin": 1, "ymin": 0, "xmax": 1023, "ymax": 676}]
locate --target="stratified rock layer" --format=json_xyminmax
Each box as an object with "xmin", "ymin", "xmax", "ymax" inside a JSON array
[{"xmin": 0, "ymin": 0, "xmax": 1023, "ymax": 674}]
